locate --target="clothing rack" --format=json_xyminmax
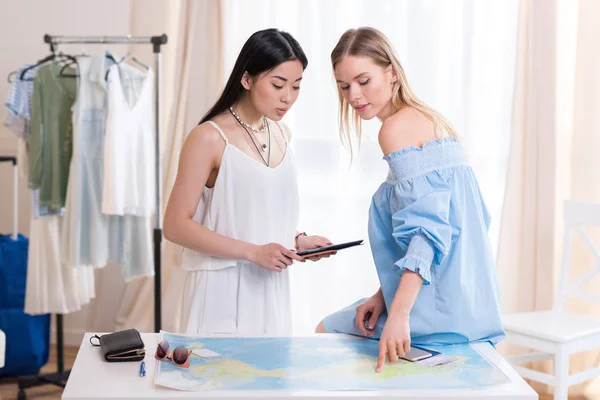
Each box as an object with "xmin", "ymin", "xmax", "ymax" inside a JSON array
[{"xmin": 17, "ymin": 33, "xmax": 167, "ymax": 400}]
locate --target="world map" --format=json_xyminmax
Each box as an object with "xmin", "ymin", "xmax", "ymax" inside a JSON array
[{"xmin": 154, "ymin": 331, "xmax": 509, "ymax": 391}]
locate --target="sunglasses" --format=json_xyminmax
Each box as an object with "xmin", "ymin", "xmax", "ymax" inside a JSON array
[{"xmin": 155, "ymin": 340, "xmax": 192, "ymax": 368}]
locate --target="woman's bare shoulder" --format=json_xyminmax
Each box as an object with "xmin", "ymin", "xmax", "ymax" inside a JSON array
[{"xmin": 378, "ymin": 107, "xmax": 438, "ymax": 156}]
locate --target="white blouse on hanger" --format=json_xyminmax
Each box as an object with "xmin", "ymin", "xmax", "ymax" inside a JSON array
[
  {"xmin": 102, "ymin": 65, "xmax": 155, "ymax": 217},
  {"xmin": 62, "ymin": 53, "xmax": 154, "ymax": 282}
]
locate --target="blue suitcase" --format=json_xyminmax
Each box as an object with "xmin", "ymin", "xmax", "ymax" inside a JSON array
[
  {"xmin": 0, "ymin": 232, "xmax": 28, "ymax": 309},
  {"xmin": 0, "ymin": 309, "xmax": 49, "ymax": 376},
  {"xmin": 0, "ymin": 156, "xmax": 50, "ymax": 377}
]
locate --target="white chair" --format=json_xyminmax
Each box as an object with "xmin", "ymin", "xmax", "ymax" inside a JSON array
[
  {"xmin": 0, "ymin": 328, "xmax": 5, "ymax": 368},
  {"xmin": 502, "ymin": 200, "xmax": 600, "ymax": 400}
]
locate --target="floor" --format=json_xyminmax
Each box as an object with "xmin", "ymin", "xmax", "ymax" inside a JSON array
[
  {"xmin": 0, "ymin": 346, "xmax": 78, "ymax": 400},
  {"xmin": 0, "ymin": 346, "xmax": 596, "ymax": 399}
]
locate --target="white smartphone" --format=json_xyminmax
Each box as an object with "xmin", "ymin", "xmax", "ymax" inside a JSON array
[{"xmin": 401, "ymin": 346, "xmax": 436, "ymax": 362}]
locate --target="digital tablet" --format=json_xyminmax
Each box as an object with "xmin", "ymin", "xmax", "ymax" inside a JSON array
[{"xmin": 296, "ymin": 239, "xmax": 364, "ymax": 257}]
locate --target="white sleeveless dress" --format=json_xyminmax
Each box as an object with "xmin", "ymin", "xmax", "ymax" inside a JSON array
[{"xmin": 176, "ymin": 120, "xmax": 299, "ymax": 335}]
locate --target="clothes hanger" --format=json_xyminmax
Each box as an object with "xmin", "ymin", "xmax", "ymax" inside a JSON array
[
  {"xmin": 119, "ymin": 52, "xmax": 149, "ymax": 70},
  {"xmin": 18, "ymin": 53, "xmax": 56, "ymax": 81},
  {"xmin": 58, "ymin": 54, "xmax": 80, "ymax": 78},
  {"xmin": 104, "ymin": 52, "xmax": 149, "ymax": 81},
  {"xmin": 15, "ymin": 51, "xmax": 79, "ymax": 81}
]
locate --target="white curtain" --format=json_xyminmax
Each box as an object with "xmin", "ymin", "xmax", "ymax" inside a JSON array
[
  {"xmin": 556, "ymin": 0, "xmax": 600, "ymax": 395},
  {"xmin": 116, "ymin": 0, "xmax": 224, "ymax": 333},
  {"xmin": 222, "ymin": 0, "xmax": 519, "ymax": 333},
  {"xmin": 486, "ymin": 0, "xmax": 600, "ymax": 396}
]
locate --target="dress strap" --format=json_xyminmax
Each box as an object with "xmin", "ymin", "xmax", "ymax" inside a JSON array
[
  {"xmin": 206, "ymin": 121, "xmax": 229, "ymax": 144},
  {"xmin": 274, "ymin": 121, "xmax": 290, "ymax": 144}
]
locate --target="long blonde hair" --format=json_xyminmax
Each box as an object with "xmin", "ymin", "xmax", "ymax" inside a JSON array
[{"xmin": 331, "ymin": 27, "xmax": 456, "ymax": 156}]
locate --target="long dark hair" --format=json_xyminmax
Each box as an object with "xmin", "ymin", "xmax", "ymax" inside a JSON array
[{"xmin": 199, "ymin": 29, "xmax": 308, "ymax": 124}]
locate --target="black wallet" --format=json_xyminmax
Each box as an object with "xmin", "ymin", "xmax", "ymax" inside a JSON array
[{"xmin": 90, "ymin": 329, "xmax": 145, "ymax": 362}]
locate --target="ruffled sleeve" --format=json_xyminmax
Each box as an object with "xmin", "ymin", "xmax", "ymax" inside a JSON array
[{"xmin": 385, "ymin": 149, "xmax": 453, "ymax": 285}]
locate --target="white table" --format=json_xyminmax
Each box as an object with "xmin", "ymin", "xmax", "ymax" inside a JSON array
[{"xmin": 62, "ymin": 333, "xmax": 538, "ymax": 400}]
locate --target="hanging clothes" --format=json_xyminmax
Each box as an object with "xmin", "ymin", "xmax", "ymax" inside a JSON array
[
  {"xmin": 24, "ymin": 214, "xmax": 95, "ymax": 315},
  {"xmin": 4, "ymin": 64, "xmax": 34, "ymax": 183},
  {"xmin": 3, "ymin": 61, "xmax": 96, "ymax": 315},
  {"xmin": 29, "ymin": 62, "xmax": 77, "ymax": 210},
  {"xmin": 102, "ymin": 65, "xmax": 155, "ymax": 217},
  {"xmin": 3, "ymin": 63, "xmax": 62, "ymax": 217},
  {"xmin": 3, "ymin": 64, "xmax": 36, "ymax": 138},
  {"xmin": 4, "ymin": 65, "xmax": 33, "ymax": 184},
  {"xmin": 61, "ymin": 52, "xmax": 154, "ymax": 281},
  {"xmin": 3, "ymin": 50, "xmax": 157, "ymax": 313}
]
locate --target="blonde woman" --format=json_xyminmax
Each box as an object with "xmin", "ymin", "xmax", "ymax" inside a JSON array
[{"xmin": 316, "ymin": 27, "xmax": 504, "ymax": 372}]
